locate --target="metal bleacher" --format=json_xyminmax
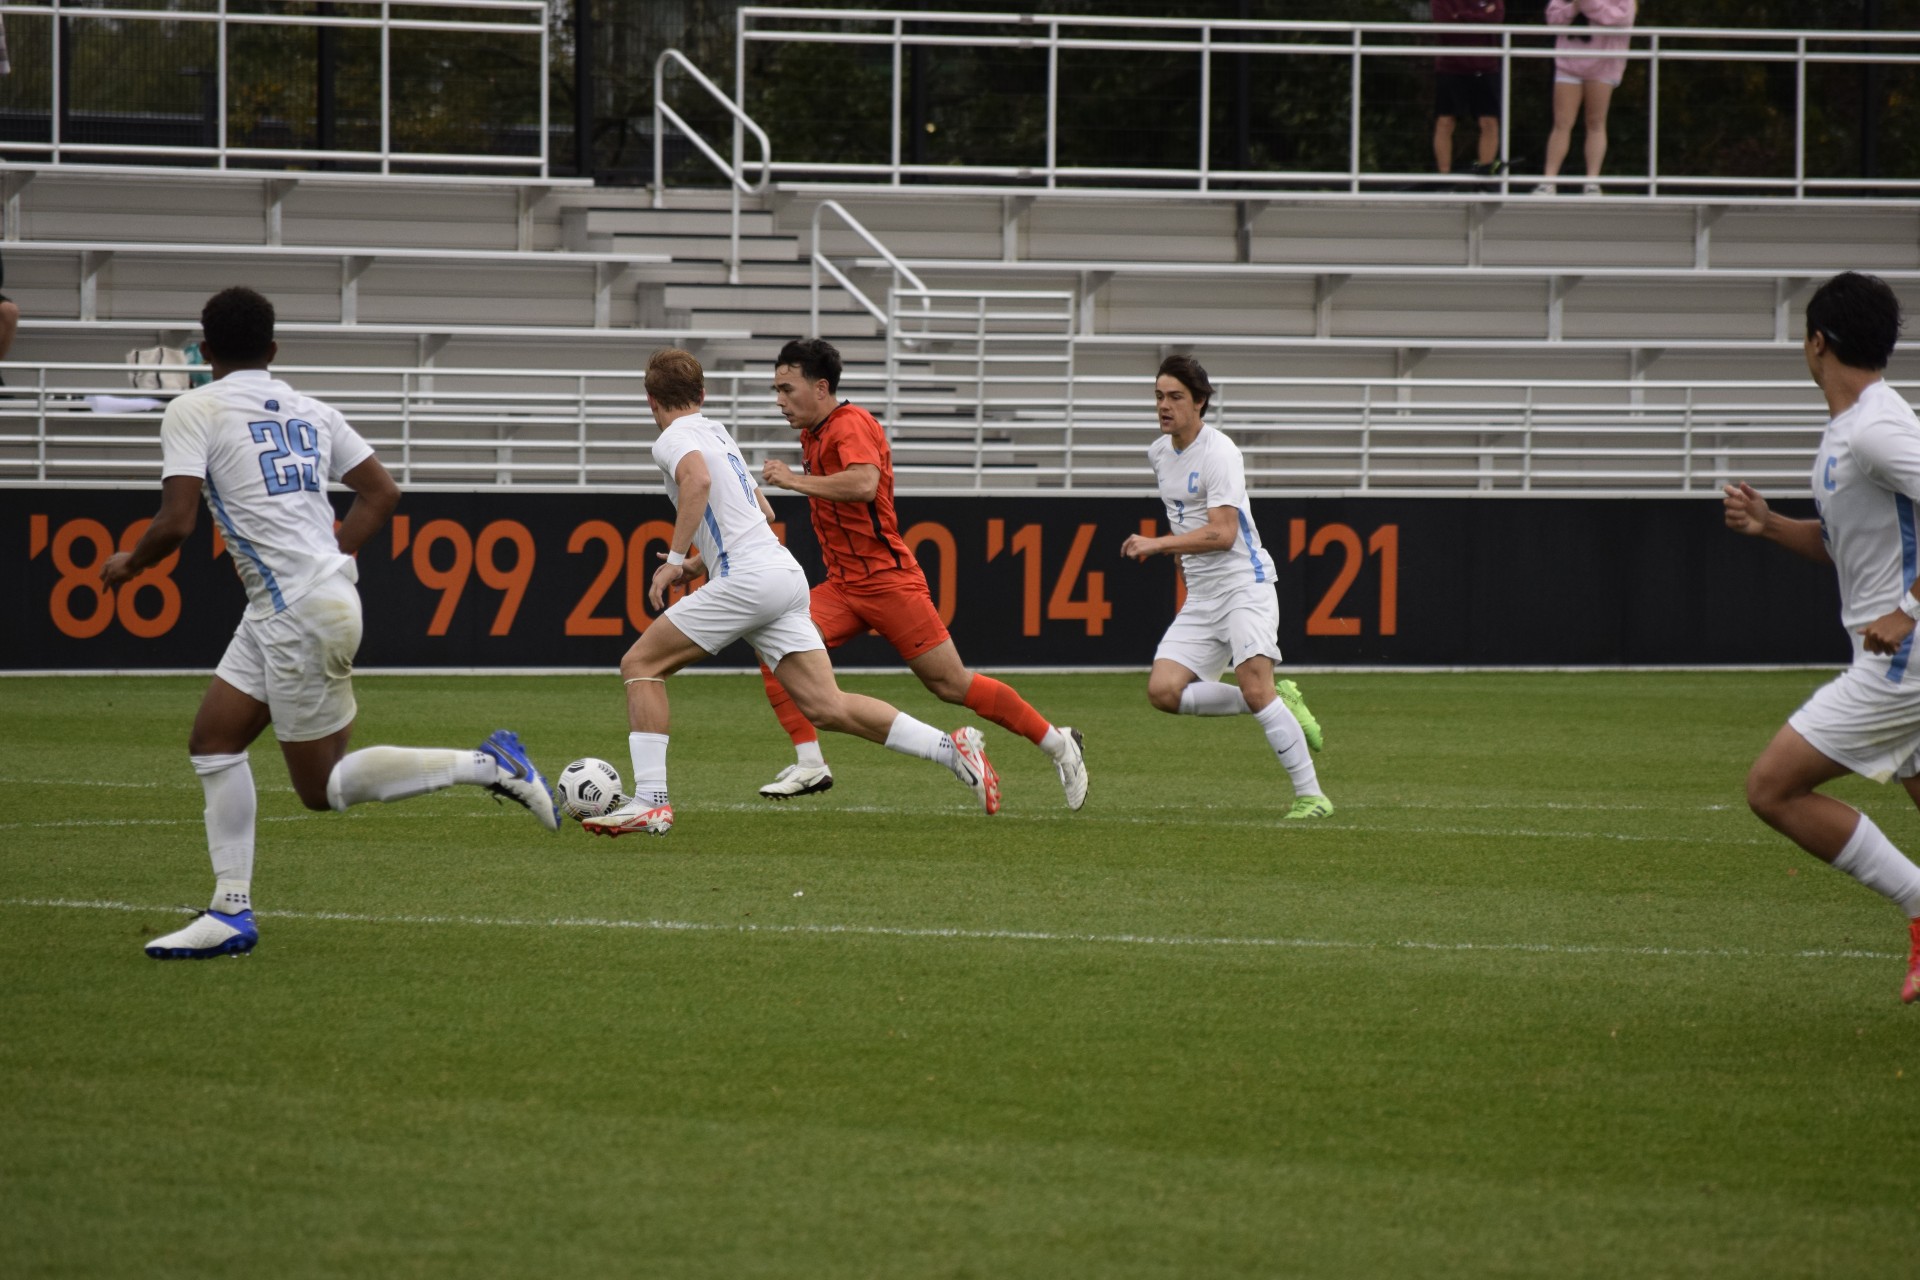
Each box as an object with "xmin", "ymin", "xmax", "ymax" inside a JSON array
[{"xmin": 4, "ymin": 6, "xmax": 1917, "ymax": 495}]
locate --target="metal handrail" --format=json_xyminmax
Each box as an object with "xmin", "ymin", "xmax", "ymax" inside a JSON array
[
  {"xmin": 653, "ymin": 48, "xmax": 773, "ymax": 285},
  {"xmin": 738, "ymin": 6, "xmax": 1920, "ymax": 199},
  {"xmin": 810, "ymin": 199, "xmax": 929, "ymax": 336},
  {"xmin": 2, "ymin": 0, "xmax": 550, "ymax": 177},
  {"xmin": 5, "ymin": 359, "xmax": 1886, "ymax": 496}
]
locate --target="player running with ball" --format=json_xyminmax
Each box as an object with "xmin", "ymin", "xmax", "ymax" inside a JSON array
[
  {"xmin": 582, "ymin": 348, "xmax": 997, "ymax": 837},
  {"xmin": 752, "ymin": 338, "xmax": 1088, "ymax": 812},
  {"xmin": 101, "ymin": 286, "xmax": 560, "ymax": 960},
  {"xmin": 1724, "ymin": 270, "xmax": 1920, "ymax": 1002},
  {"xmin": 1120, "ymin": 355, "xmax": 1330, "ymax": 821}
]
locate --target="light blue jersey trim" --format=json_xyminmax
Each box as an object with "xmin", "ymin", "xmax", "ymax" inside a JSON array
[
  {"xmin": 205, "ymin": 477, "xmax": 286, "ymax": 612},
  {"xmin": 1892, "ymin": 494, "xmax": 1916, "ymax": 683},
  {"xmin": 702, "ymin": 507, "xmax": 730, "ymax": 578},
  {"xmin": 1235, "ymin": 508, "xmax": 1267, "ymax": 583}
]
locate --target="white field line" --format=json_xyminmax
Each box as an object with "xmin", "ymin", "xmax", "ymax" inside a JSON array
[{"xmin": 0, "ymin": 896, "xmax": 1899, "ymax": 962}]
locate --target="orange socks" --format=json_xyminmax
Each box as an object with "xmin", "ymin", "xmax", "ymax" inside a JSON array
[
  {"xmin": 963, "ymin": 673, "xmax": 1050, "ymax": 745},
  {"xmin": 760, "ymin": 662, "xmax": 820, "ymax": 747}
]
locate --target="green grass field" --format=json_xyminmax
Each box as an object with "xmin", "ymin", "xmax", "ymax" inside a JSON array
[{"xmin": 4, "ymin": 669, "xmax": 1919, "ymax": 1278}]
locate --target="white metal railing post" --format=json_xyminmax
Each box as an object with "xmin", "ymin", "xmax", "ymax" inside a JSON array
[
  {"xmin": 539, "ymin": 9, "xmax": 550, "ymax": 178},
  {"xmin": 973, "ymin": 295, "xmax": 987, "ymax": 490},
  {"xmin": 1794, "ymin": 37, "xmax": 1807, "ymax": 199},
  {"xmin": 1682, "ymin": 387, "xmax": 1695, "ymax": 489},
  {"xmin": 1046, "ymin": 23, "xmax": 1059, "ymax": 189},
  {"xmin": 36, "ymin": 367, "xmax": 47, "ymax": 481},
  {"xmin": 1359, "ymin": 383, "xmax": 1372, "ymax": 489},
  {"xmin": 380, "ymin": 2, "xmax": 392, "ymax": 175},
  {"xmin": 1521, "ymin": 385, "xmax": 1535, "ymax": 490},
  {"xmin": 891, "ymin": 17, "xmax": 903, "ymax": 187},
  {"xmin": 400, "ymin": 370, "xmax": 413, "ymax": 484},
  {"xmin": 1062, "ymin": 335, "xmax": 1076, "ymax": 489},
  {"xmin": 1348, "ymin": 28, "xmax": 1362, "ymax": 193},
  {"xmin": 810, "ymin": 199, "xmax": 926, "ymax": 334},
  {"xmin": 1646, "ymin": 33, "xmax": 1660, "ymax": 196},
  {"xmin": 1499, "ymin": 32, "xmax": 1511, "ymax": 194},
  {"xmin": 217, "ymin": 0, "xmax": 230, "ymax": 168},
  {"xmin": 576, "ymin": 374, "xmax": 589, "ymax": 484},
  {"xmin": 652, "ymin": 50, "xmax": 773, "ymax": 283},
  {"xmin": 1198, "ymin": 24, "xmax": 1212, "ymax": 193}
]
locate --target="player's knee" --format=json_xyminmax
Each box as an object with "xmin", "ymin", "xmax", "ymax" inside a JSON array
[
  {"xmin": 294, "ymin": 783, "xmax": 333, "ymax": 812},
  {"xmin": 1745, "ymin": 763, "xmax": 1792, "ymax": 823},
  {"xmin": 1147, "ymin": 683, "xmax": 1183, "ymax": 714},
  {"xmin": 792, "ymin": 689, "xmax": 845, "ymax": 732},
  {"xmin": 927, "ymin": 671, "xmax": 972, "ymax": 704}
]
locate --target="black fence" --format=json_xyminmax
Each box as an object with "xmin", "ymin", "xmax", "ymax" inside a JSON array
[{"xmin": 1, "ymin": 489, "xmax": 1847, "ymax": 671}]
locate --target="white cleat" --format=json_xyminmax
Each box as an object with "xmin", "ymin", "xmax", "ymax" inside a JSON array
[
  {"xmin": 759, "ymin": 762, "xmax": 835, "ymax": 801},
  {"xmin": 477, "ymin": 729, "xmax": 561, "ymax": 832},
  {"xmin": 581, "ymin": 798, "xmax": 674, "ymax": 837},
  {"xmin": 145, "ymin": 908, "xmax": 258, "ymax": 959},
  {"xmin": 951, "ymin": 726, "xmax": 1000, "ymax": 815},
  {"xmin": 1052, "ymin": 727, "xmax": 1088, "ymax": 811}
]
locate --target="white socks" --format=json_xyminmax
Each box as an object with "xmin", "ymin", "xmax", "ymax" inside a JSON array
[
  {"xmin": 1255, "ymin": 700, "xmax": 1321, "ymax": 798},
  {"xmin": 192, "ymin": 752, "xmax": 254, "ymax": 913},
  {"xmin": 1038, "ymin": 726, "xmax": 1068, "ymax": 761},
  {"xmin": 1178, "ymin": 683, "xmax": 1250, "ymax": 716},
  {"xmin": 326, "ymin": 746, "xmax": 497, "ymax": 810},
  {"xmin": 883, "ymin": 713, "xmax": 963, "ymax": 775},
  {"xmin": 1834, "ymin": 813, "xmax": 1920, "ymax": 917},
  {"xmin": 630, "ymin": 731, "xmax": 669, "ymax": 806},
  {"xmin": 796, "ymin": 740, "xmax": 826, "ymax": 768}
]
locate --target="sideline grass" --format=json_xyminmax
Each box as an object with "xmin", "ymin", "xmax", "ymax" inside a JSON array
[{"xmin": 3, "ymin": 670, "xmax": 1918, "ymax": 1278}]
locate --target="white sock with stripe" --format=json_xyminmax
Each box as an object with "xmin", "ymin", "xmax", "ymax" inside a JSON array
[
  {"xmin": 1179, "ymin": 683, "xmax": 1251, "ymax": 716},
  {"xmin": 1254, "ymin": 700, "xmax": 1321, "ymax": 798},
  {"xmin": 1833, "ymin": 813, "xmax": 1920, "ymax": 917},
  {"xmin": 629, "ymin": 732, "xmax": 669, "ymax": 807},
  {"xmin": 192, "ymin": 752, "xmax": 255, "ymax": 913},
  {"xmin": 326, "ymin": 747, "xmax": 496, "ymax": 809}
]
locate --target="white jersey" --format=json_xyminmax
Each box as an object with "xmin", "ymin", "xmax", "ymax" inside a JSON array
[
  {"xmin": 160, "ymin": 369, "xmax": 374, "ymax": 620},
  {"xmin": 1812, "ymin": 379, "xmax": 1920, "ymax": 678},
  {"xmin": 651, "ymin": 411, "xmax": 793, "ymax": 577},
  {"xmin": 1148, "ymin": 423, "xmax": 1277, "ymax": 597}
]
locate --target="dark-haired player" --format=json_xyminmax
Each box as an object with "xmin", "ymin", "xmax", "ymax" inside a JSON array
[
  {"xmin": 1724, "ymin": 270, "xmax": 1920, "ymax": 1001},
  {"xmin": 101, "ymin": 286, "xmax": 560, "ymax": 959},
  {"xmin": 582, "ymin": 348, "xmax": 997, "ymax": 836},
  {"xmin": 1119, "ymin": 355, "xmax": 1331, "ymax": 820},
  {"xmin": 752, "ymin": 337, "xmax": 1087, "ymax": 812}
]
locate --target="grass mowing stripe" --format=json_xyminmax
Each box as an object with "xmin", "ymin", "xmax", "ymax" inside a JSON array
[{"xmin": 5, "ymin": 896, "xmax": 1898, "ymax": 962}]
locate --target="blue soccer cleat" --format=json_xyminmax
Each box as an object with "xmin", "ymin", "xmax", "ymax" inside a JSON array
[
  {"xmin": 478, "ymin": 729, "xmax": 561, "ymax": 831},
  {"xmin": 145, "ymin": 908, "xmax": 258, "ymax": 959}
]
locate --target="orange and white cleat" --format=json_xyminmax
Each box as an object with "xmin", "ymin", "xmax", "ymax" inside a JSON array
[
  {"xmin": 1903, "ymin": 919, "xmax": 1920, "ymax": 1004},
  {"xmin": 581, "ymin": 798, "xmax": 674, "ymax": 837},
  {"xmin": 951, "ymin": 726, "xmax": 1000, "ymax": 815}
]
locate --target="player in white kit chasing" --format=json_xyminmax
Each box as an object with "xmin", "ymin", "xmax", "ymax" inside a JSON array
[
  {"xmin": 102, "ymin": 287, "xmax": 560, "ymax": 961},
  {"xmin": 1723, "ymin": 271, "xmax": 1920, "ymax": 1002},
  {"xmin": 1118, "ymin": 355, "xmax": 1331, "ymax": 820},
  {"xmin": 580, "ymin": 348, "xmax": 997, "ymax": 837}
]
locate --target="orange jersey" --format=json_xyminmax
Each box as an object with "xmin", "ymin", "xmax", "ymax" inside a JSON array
[{"xmin": 800, "ymin": 401, "xmax": 917, "ymax": 587}]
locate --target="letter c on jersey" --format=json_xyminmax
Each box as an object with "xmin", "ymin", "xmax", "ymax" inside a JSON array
[
  {"xmin": 1187, "ymin": 471, "xmax": 1199, "ymax": 495},
  {"xmin": 1824, "ymin": 456, "xmax": 1837, "ymax": 492}
]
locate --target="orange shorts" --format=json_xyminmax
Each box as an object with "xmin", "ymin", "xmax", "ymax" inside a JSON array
[{"xmin": 811, "ymin": 574, "xmax": 950, "ymax": 660}]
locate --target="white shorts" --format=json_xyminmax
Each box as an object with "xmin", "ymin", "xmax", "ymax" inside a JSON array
[
  {"xmin": 1788, "ymin": 663, "xmax": 1920, "ymax": 783},
  {"xmin": 214, "ymin": 571, "xmax": 362, "ymax": 743},
  {"xmin": 1153, "ymin": 582, "xmax": 1283, "ymax": 680},
  {"xmin": 662, "ymin": 562, "xmax": 824, "ymax": 668},
  {"xmin": 1555, "ymin": 72, "xmax": 1623, "ymax": 87}
]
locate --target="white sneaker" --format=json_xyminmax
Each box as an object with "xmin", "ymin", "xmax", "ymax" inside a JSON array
[
  {"xmin": 1531, "ymin": 182, "xmax": 1557, "ymax": 196},
  {"xmin": 759, "ymin": 762, "xmax": 834, "ymax": 800},
  {"xmin": 1581, "ymin": 182, "xmax": 1603, "ymax": 196},
  {"xmin": 950, "ymin": 726, "xmax": 1000, "ymax": 815},
  {"xmin": 146, "ymin": 908, "xmax": 257, "ymax": 959},
  {"xmin": 581, "ymin": 798, "xmax": 674, "ymax": 837},
  {"xmin": 1052, "ymin": 727, "xmax": 1088, "ymax": 811}
]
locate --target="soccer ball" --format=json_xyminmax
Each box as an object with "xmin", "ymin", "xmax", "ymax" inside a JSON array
[{"xmin": 557, "ymin": 757, "xmax": 624, "ymax": 821}]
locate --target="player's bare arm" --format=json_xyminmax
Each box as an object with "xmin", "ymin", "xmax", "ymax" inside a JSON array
[
  {"xmin": 334, "ymin": 455, "xmax": 401, "ymax": 556},
  {"xmin": 1121, "ymin": 505, "xmax": 1239, "ymax": 562},
  {"xmin": 100, "ymin": 474, "xmax": 202, "ymax": 588},
  {"xmin": 650, "ymin": 452, "xmax": 712, "ymax": 610},
  {"xmin": 1723, "ymin": 481, "xmax": 1830, "ymax": 563},
  {"xmin": 762, "ymin": 458, "xmax": 880, "ymax": 504}
]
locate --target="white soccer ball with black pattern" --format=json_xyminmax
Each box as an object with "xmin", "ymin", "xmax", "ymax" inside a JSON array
[{"xmin": 557, "ymin": 757, "xmax": 624, "ymax": 821}]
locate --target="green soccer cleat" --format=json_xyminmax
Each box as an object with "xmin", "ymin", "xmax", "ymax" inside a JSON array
[
  {"xmin": 1275, "ymin": 678, "xmax": 1324, "ymax": 752},
  {"xmin": 1283, "ymin": 794, "xmax": 1335, "ymax": 821}
]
